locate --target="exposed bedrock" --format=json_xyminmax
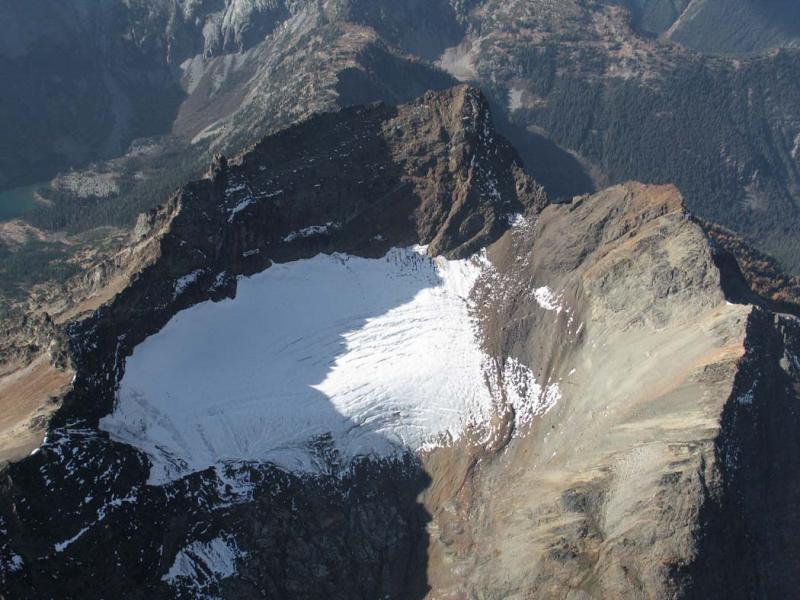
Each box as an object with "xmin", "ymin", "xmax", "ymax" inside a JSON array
[{"xmin": 421, "ymin": 182, "xmax": 800, "ymax": 598}]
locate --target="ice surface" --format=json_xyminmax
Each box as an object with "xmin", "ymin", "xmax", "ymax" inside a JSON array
[{"xmin": 100, "ymin": 247, "xmax": 496, "ymax": 484}]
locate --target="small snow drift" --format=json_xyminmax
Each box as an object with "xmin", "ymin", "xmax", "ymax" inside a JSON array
[
  {"xmin": 163, "ymin": 535, "xmax": 244, "ymax": 598},
  {"xmin": 100, "ymin": 247, "xmax": 498, "ymax": 484}
]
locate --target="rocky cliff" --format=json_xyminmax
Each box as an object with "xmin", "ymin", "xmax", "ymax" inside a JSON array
[
  {"xmin": 1, "ymin": 87, "xmax": 799, "ymax": 599},
  {"xmin": 423, "ymin": 181, "xmax": 800, "ymax": 597}
]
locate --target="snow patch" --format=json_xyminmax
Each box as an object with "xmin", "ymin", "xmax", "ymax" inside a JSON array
[
  {"xmin": 500, "ymin": 358, "xmax": 560, "ymax": 429},
  {"xmin": 174, "ymin": 270, "xmax": 203, "ymax": 299},
  {"xmin": 227, "ymin": 197, "xmax": 255, "ymax": 222},
  {"xmin": 54, "ymin": 526, "xmax": 92, "ymax": 553},
  {"xmin": 163, "ymin": 535, "xmax": 244, "ymax": 599},
  {"xmin": 1, "ymin": 552, "xmax": 23, "ymax": 573},
  {"xmin": 533, "ymin": 286, "xmax": 563, "ymax": 314},
  {"xmin": 54, "ymin": 488, "xmax": 139, "ymax": 552},
  {"xmin": 225, "ymin": 183, "xmax": 247, "ymax": 194},
  {"xmin": 283, "ymin": 222, "xmax": 338, "ymax": 242},
  {"xmin": 101, "ymin": 247, "xmax": 495, "ymax": 484},
  {"xmin": 505, "ymin": 212, "xmax": 529, "ymax": 230},
  {"xmin": 210, "ymin": 272, "xmax": 227, "ymax": 291},
  {"xmin": 213, "ymin": 465, "xmax": 256, "ymax": 507},
  {"xmin": 227, "ymin": 189, "xmax": 283, "ymax": 222}
]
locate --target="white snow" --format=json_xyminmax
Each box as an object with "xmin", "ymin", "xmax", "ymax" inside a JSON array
[
  {"xmin": 53, "ymin": 488, "xmax": 139, "ymax": 552},
  {"xmin": 163, "ymin": 535, "xmax": 243, "ymax": 598},
  {"xmin": 174, "ymin": 270, "xmax": 203, "ymax": 298},
  {"xmin": 505, "ymin": 213, "xmax": 529, "ymax": 230},
  {"xmin": 101, "ymin": 247, "xmax": 496, "ymax": 484},
  {"xmin": 210, "ymin": 272, "xmax": 228, "ymax": 291},
  {"xmin": 283, "ymin": 222, "xmax": 338, "ymax": 242},
  {"xmin": 225, "ymin": 183, "xmax": 247, "ymax": 194},
  {"xmin": 497, "ymin": 358, "xmax": 560, "ymax": 430},
  {"xmin": 532, "ymin": 286, "xmax": 563, "ymax": 314},
  {"xmin": 54, "ymin": 527, "xmax": 91, "ymax": 553},
  {"xmin": 214, "ymin": 465, "xmax": 256, "ymax": 507},
  {"xmin": 225, "ymin": 185, "xmax": 286, "ymax": 224},
  {"xmin": 1, "ymin": 552, "xmax": 23, "ymax": 573},
  {"xmin": 227, "ymin": 197, "xmax": 255, "ymax": 222}
]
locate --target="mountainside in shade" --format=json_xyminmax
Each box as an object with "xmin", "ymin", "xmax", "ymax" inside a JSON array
[
  {"xmin": 0, "ymin": 0, "xmax": 457, "ymax": 208},
  {"xmin": 440, "ymin": 0, "xmax": 800, "ymax": 273},
  {"xmin": 619, "ymin": 0, "xmax": 800, "ymax": 54},
  {"xmin": 1, "ymin": 87, "xmax": 799, "ymax": 599},
  {"xmin": 2, "ymin": 0, "xmax": 799, "ymax": 313}
]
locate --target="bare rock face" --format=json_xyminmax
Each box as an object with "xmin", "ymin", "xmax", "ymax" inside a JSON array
[
  {"xmin": 0, "ymin": 89, "xmax": 798, "ymax": 599},
  {"xmin": 0, "ymin": 313, "xmax": 73, "ymax": 464},
  {"xmin": 420, "ymin": 182, "xmax": 800, "ymax": 598}
]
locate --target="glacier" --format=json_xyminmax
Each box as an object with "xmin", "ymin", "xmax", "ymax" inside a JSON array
[{"xmin": 100, "ymin": 247, "xmax": 497, "ymax": 484}]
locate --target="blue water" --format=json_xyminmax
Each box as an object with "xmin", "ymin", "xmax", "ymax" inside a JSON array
[{"xmin": 0, "ymin": 183, "xmax": 46, "ymax": 221}]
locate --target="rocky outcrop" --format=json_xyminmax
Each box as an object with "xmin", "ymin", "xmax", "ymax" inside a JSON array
[
  {"xmin": 419, "ymin": 182, "xmax": 800, "ymax": 598},
  {"xmin": 0, "ymin": 312, "xmax": 72, "ymax": 464},
  {"xmin": 0, "ymin": 312, "xmax": 68, "ymax": 376},
  {"xmin": 702, "ymin": 219, "xmax": 800, "ymax": 312},
  {"xmin": 688, "ymin": 309, "xmax": 800, "ymax": 599}
]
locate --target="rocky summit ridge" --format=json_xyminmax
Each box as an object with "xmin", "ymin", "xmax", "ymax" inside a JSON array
[{"xmin": 0, "ymin": 86, "xmax": 798, "ymax": 600}]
